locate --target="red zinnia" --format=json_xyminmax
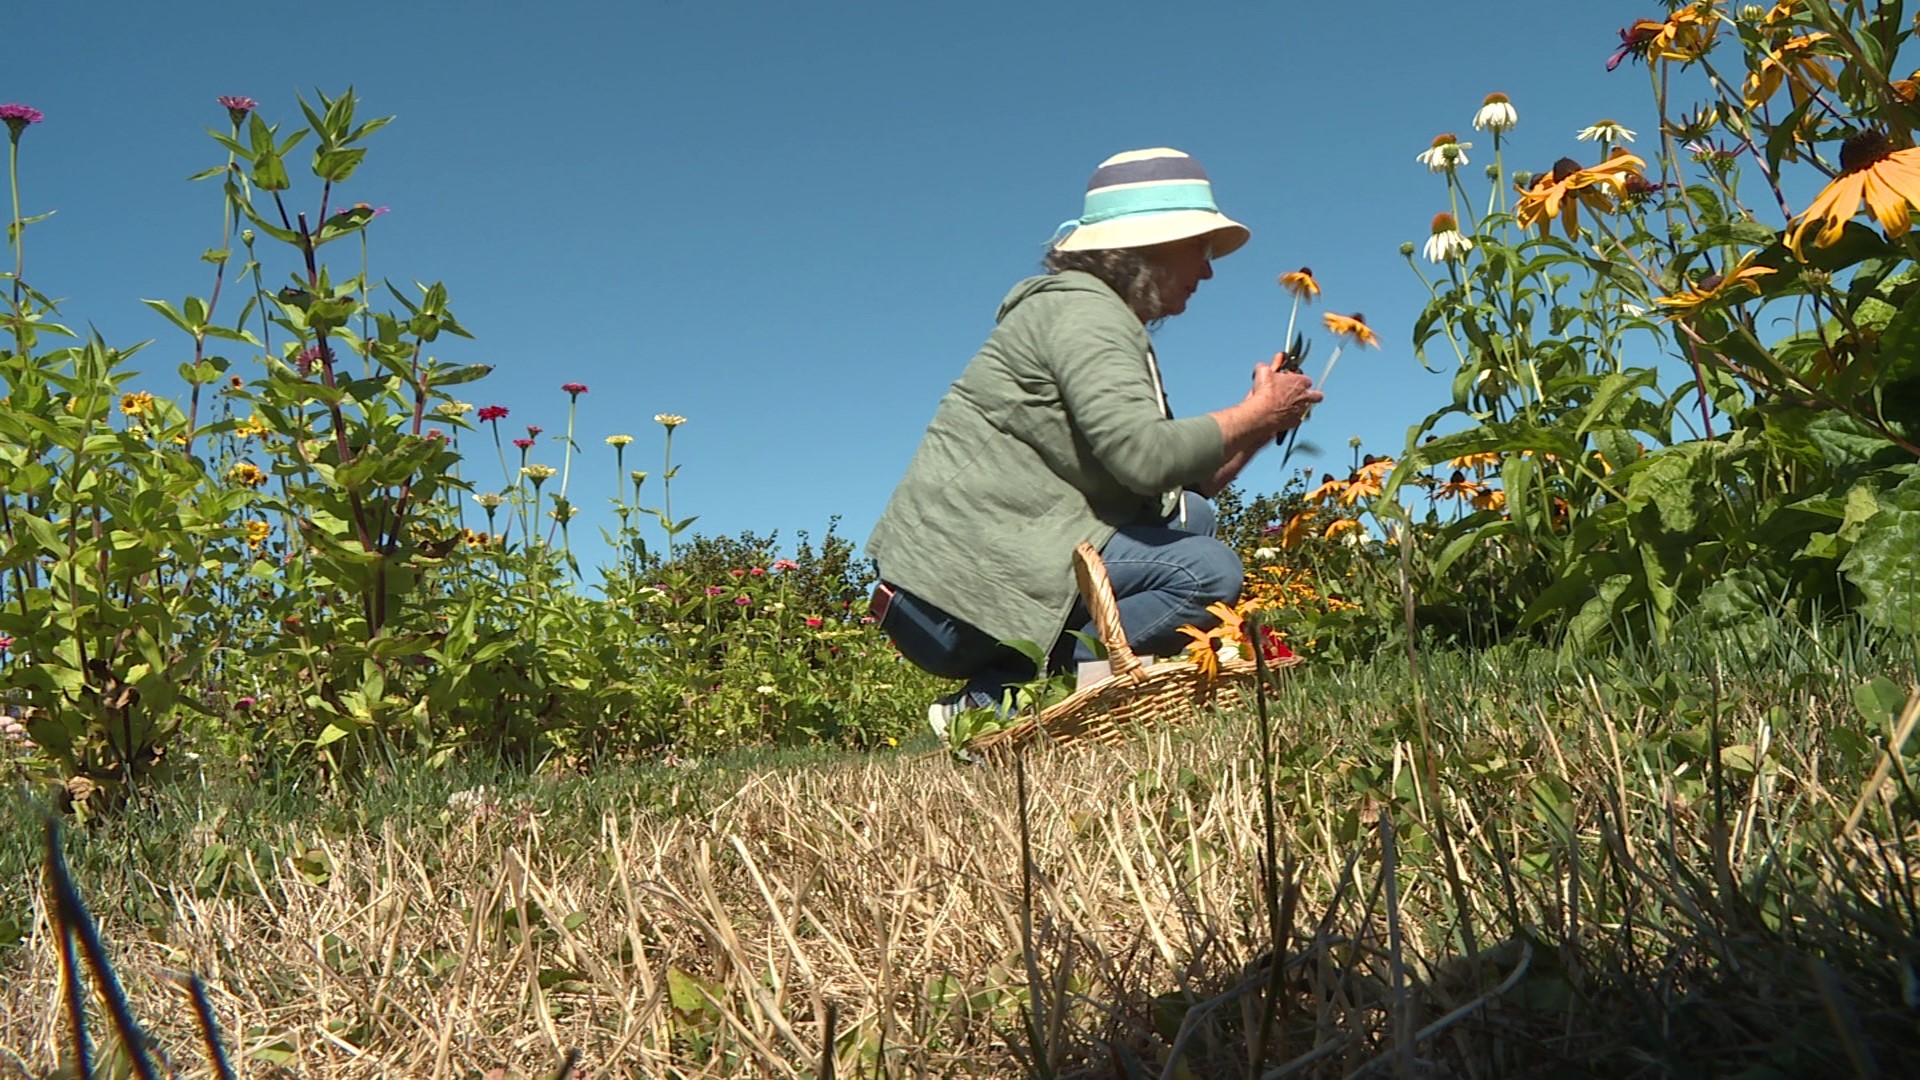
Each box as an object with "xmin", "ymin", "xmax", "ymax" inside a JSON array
[
  {"xmin": 561, "ymin": 382, "xmax": 588, "ymax": 395},
  {"xmin": 478, "ymin": 405, "xmax": 509, "ymax": 422},
  {"xmin": 1258, "ymin": 625, "xmax": 1294, "ymax": 661},
  {"xmin": 804, "ymin": 616, "xmax": 824, "ymax": 628},
  {"xmin": 512, "ymin": 437, "xmax": 534, "ymax": 450},
  {"xmin": 526, "ymin": 425, "xmax": 543, "ymax": 437}
]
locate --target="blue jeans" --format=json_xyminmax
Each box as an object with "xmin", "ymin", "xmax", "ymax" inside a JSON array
[{"xmin": 880, "ymin": 492, "xmax": 1243, "ymax": 708}]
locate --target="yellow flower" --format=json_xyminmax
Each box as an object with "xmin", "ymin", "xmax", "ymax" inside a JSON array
[
  {"xmin": 1447, "ymin": 451, "xmax": 1502, "ymax": 473},
  {"xmin": 1323, "ymin": 518, "xmax": 1363, "ymax": 541},
  {"xmin": 1179, "ymin": 632, "xmax": 1221, "ymax": 679},
  {"xmin": 1470, "ymin": 487, "xmax": 1507, "ymax": 513},
  {"xmin": 521, "ymin": 464, "xmax": 558, "ymax": 481},
  {"xmin": 227, "ymin": 462, "xmax": 268, "ymax": 488},
  {"xmin": 1355, "ymin": 455, "xmax": 1395, "ymax": 483},
  {"xmin": 473, "ymin": 491, "xmax": 506, "ymax": 510},
  {"xmin": 653, "ymin": 413, "xmax": 687, "ymax": 429},
  {"xmin": 1338, "ymin": 472, "xmax": 1382, "ymax": 505},
  {"xmin": 1304, "ymin": 473, "xmax": 1348, "ymax": 504},
  {"xmin": 235, "ymin": 414, "xmax": 271, "ymax": 439},
  {"xmin": 119, "ymin": 391, "xmax": 156, "ymax": 418},
  {"xmin": 1279, "ymin": 509, "xmax": 1317, "ymax": 549},
  {"xmin": 1322, "ymin": 312, "xmax": 1381, "ymax": 349},
  {"xmin": 1277, "ymin": 267, "xmax": 1320, "ymax": 301},
  {"xmin": 1654, "ymin": 250, "xmax": 1778, "ymax": 314},
  {"xmin": 436, "ymin": 400, "xmax": 475, "ymax": 418},
  {"xmin": 1515, "ymin": 153, "xmax": 1647, "ymax": 238},
  {"xmin": 1743, "ymin": 32, "xmax": 1836, "ymax": 111},
  {"xmin": 1786, "ymin": 130, "xmax": 1920, "ymax": 260},
  {"xmin": 243, "ymin": 520, "xmax": 272, "ymax": 549},
  {"xmin": 605, "ymin": 434, "xmax": 634, "ymax": 447},
  {"xmin": 1435, "ymin": 470, "xmax": 1484, "ymax": 501},
  {"xmin": 1651, "ymin": 2, "xmax": 1720, "ymax": 62}
]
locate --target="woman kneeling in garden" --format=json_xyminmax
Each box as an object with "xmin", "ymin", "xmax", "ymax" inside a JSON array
[{"xmin": 866, "ymin": 147, "xmax": 1322, "ymax": 735}]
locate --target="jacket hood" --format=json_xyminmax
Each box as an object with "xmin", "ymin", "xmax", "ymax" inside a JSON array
[{"xmin": 996, "ymin": 270, "xmax": 1121, "ymax": 323}]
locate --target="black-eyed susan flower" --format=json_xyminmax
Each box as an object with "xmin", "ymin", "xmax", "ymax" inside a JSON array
[
  {"xmin": 1470, "ymin": 487, "xmax": 1507, "ymax": 513},
  {"xmin": 1305, "ymin": 473, "xmax": 1348, "ymax": 504},
  {"xmin": 1787, "ymin": 130, "xmax": 1920, "ymax": 259},
  {"xmin": 1339, "ymin": 471, "xmax": 1383, "ymax": 505},
  {"xmin": 1280, "ymin": 508, "xmax": 1318, "ymax": 549},
  {"xmin": 1436, "ymin": 470, "xmax": 1484, "ymax": 501},
  {"xmin": 1416, "ymin": 133, "xmax": 1473, "ymax": 173},
  {"xmin": 227, "ymin": 462, "xmax": 268, "ymax": 488},
  {"xmin": 119, "ymin": 391, "xmax": 156, "ymax": 417},
  {"xmin": 1355, "ymin": 455, "xmax": 1395, "ymax": 483},
  {"xmin": 235, "ymin": 414, "xmax": 271, "ymax": 439},
  {"xmin": 1743, "ymin": 32, "xmax": 1837, "ymax": 110},
  {"xmin": 1515, "ymin": 153, "xmax": 1647, "ymax": 237},
  {"xmin": 1655, "ymin": 250, "xmax": 1779, "ymax": 314},
  {"xmin": 1323, "ymin": 312, "xmax": 1382, "ymax": 349},
  {"xmin": 1447, "ymin": 451, "xmax": 1503, "ymax": 473},
  {"xmin": 1473, "ymin": 92, "xmax": 1518, "ymax": 134},
  {"xmin": 1277, "ymin": 267, "xmax": 1320, "ymax": 301},
  {"xmin": 1423, "ymin": 212, "xmax": 1473, "ymax": 264},
  {"xmin": 1651, "ymin": 2, "xmax": 1720, "ymax": 62},
  {"xmin": 243, "ymin": 520, "xmax": 272, "ymax": 549},
  {"xmin": 1324, "ymin": 518, "xmax": 1364, "ymax": 541}
]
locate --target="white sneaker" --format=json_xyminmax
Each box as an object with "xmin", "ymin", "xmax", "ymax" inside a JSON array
[{"xmin": 926, "ymin": 698, "xmax": 958, "ymax": 739}]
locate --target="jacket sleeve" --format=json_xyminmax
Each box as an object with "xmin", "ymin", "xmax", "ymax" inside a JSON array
[{"xmin": 1037, "ymin": 295, "xmax": 1227, "ymax": 495}]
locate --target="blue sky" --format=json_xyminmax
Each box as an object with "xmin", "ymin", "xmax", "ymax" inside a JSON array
[{"xmin": 10, "ymin": 0, "xmax": 1688, "ymax": 573}]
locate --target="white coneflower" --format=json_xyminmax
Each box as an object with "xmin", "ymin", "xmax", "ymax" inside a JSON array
[
  {"xmin": 1473, "ymin": 92, "xmax": 1518, "ymax": 133},
  {"xmin": 1415, "ymin": 133, "xmax": 1473, "ymax": 172},
  {"xmin": 1422, "ymin": 212, "xmax": 1473, "ymax": 264},
  {"xmin": 1576, "ymin": 119, "xmax": 1637, "ymax": 144}
]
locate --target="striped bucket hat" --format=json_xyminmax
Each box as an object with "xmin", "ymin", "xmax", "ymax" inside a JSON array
[{"xmin": 1052, "ymin": 147, "xmax": 1249, "ymax": 257}]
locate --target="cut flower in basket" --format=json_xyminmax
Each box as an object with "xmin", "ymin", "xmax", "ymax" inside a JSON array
[{"xmin": 1175, "ymin": 600, "xmax": 1295, "ymax": 678}]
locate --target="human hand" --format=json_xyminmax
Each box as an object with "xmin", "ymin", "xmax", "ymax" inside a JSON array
[{"xmin": 1245, "ymin": 364, "xmax": 1322, "ymax": 438}]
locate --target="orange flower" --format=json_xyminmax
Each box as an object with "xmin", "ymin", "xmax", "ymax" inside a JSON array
[
  {"xmin": 1339, "ymin": 472, "xmax": 1382, "ymax": 505},
  {"xmin": 1277, "ymin": 267, "xmax": 1320, "ymax": 301},
  {"xmin": 1323, "ymin": 518, "xmax": 1364, "ymax": 541},
  {"xmin": 1654, "ymin": 250, "xmax": 1778, "ymax": 314},
  {"xmin": 1435, "ymin": 470, "xmax": 1484, "ymax": 501},
  {"xmin": 1447, "ymin": 451, "xmax": 1502, "ymax": 473},
  {"xmin": 1470, "ymin": 487, "xmax": 1507, "ymax": 513},
  {"xmin": 1515, "ymin": 152, "xmax": 1647, "ymax": 237},
  {"xmin": 1305, "ymin": 473, "xmax": 1348, "ymax": 504},
  {"xmin": 1355, "ymin": 455, "xmax": 1395, "ymax": 483},
  {"xmin": 1279, "ymin": 508, "xmax": 1318, "ymax": 549},
  {"xmin": 1323, "ymin": 312, "xmax": 1381, "ymax": 349},
  {"xmin": 1744, "ymin": 32, "xmax": 1837, "ymax": 111},
  {"xmin": 1650, "ymin": 1, "xmax": 1719, "ymax": 62},
  {"xmin": 1786, "ymin": 130, "xmax": 1920, "ymax": 259}
]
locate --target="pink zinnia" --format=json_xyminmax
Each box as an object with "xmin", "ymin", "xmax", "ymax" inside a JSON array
[
  {"xmin": 0, "ymin": 104, "xmax": 44, "ymax": 142},
  {"xmin": 561, "ymin": 382, "xmax": 588, "ymax": 395},
  {"xmin": 294, "ymin": 345, "xmax": 323, "ymax": 376},
  {"xmin": 478, "ymin": 405, "xmax": 508, "ymax": 423},
  {"xmin": 427, "ymin": 429, "xmax": 445, "ymax": 441},
  {"xmin": 771, "ymin": 559, "xmax": 799, "ymax": 571},
  {"xmin": 0, "ymin": 634, "xmax": 13, "ymax": 651},
  {"xmin": 526, "ymin": 425, "xmax": 543, "ymax": 437},
  {"xmin": 512, "ymin": 437, "xmax": 534, "ymax": 450},
  {"xmin": 803, "ymin": 617, "xmax": 823, "ymax": 629},
  {"xmin": 217, "ymin": 96, "xmax": 257, "ymax": 126},
  {"xmin": 705, "ymin": 586, "xmax": 726, "ymax": 597},
  {"xmin": 749, "ymin": 567, "xmax": 765, "ymax": 577},
  {"xmin": 735, "ymin": 596, "xmax": 751, "ymax": 606}
]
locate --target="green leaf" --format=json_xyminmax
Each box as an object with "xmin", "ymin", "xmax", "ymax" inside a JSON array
[
  {"xmin": 1840, "ymin": 503, "xmax": 1920, "ymax": 632},
  {"xmin": 1855, "ymin": 677, "xmax": 1908, "ymax": 729}
]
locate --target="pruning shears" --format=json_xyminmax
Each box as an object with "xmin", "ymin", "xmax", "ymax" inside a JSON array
[{"xmin": 1274, "ymin": 332, "xmax": 1311, "ymax": 461}]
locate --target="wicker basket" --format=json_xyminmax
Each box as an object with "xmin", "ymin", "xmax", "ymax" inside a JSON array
[{"xmin": 970, "ymin": 542, "xmax": 1302, "ymax": 755}]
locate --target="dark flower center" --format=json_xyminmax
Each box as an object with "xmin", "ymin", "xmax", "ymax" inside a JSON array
[
  {"xmin": 1839, "ymin": 129, "xmax": 1893, "ymax": 174},
  {"xmin": 1552, "ymin": 157, "xmax": 1584, "ymax": 182}
]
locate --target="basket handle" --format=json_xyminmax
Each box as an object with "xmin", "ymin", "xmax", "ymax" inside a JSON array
[{"xmin": 1072, "ymin": 542, "xmax": 1146, "ymax": 682}]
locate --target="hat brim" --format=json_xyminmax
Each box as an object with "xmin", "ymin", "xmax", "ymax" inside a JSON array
[{"xmin": 1052, "ymin": 209, "xmax": 1250, "ymax": 258}]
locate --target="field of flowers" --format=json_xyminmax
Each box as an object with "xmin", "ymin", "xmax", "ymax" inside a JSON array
[{"xmin": 3, "ymin": 1, "xmax": 1920, "ymax": 1076}]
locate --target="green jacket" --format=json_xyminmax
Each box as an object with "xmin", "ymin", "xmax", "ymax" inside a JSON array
[{"xmin": 867, "ymin": 270, "xmax": 1227, "ymax": 655}]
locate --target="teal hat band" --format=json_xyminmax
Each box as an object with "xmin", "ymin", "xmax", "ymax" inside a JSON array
[{"xmin": 1078, "ymin": 181, "xmax": 1220, "ymax": 225}]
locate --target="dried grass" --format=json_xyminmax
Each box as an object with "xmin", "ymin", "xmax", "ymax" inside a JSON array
[{"xmin": 3, "ymin": 675, "xmax": 1918, "ymax": 1078}]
